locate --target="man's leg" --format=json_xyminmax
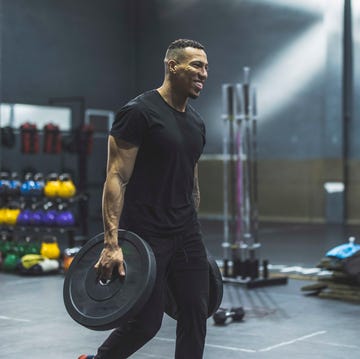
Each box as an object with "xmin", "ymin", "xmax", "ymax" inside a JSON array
[
  {"xmin": 169, "ymin": 227, "xmax": 209, "ymax": 359},
  {"xmin": 94, "ymin": 235, "xmax": 175, "ymax": 359}
]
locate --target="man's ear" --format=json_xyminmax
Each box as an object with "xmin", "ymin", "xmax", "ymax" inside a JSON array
[{"xmin": 168, "ymin": 59, "xmax": 177, "ymax": 74}]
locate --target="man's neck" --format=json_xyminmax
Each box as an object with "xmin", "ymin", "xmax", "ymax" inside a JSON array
[{"xmin": 157, "ymin": 83, "xmax": 188, "ymax": 112}]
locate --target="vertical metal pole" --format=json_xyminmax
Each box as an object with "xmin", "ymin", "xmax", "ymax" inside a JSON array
[
  {"xmin": 234, "ymin": 83, "xmax": 246, "ymax": 277},
  {"xmin": 251, "ymin": 87, "xmax": 259, "ymax": 244},
  {"xmin": 221, "ymin": 84, "xmax": 234, "ymax": 277},
  {"xmin": 342, "ymin": 0, "xmax": 353, "ymax": 224},
  {"xmin": 242, "ymin": 68, "xmax": 253, "ymax": 247}
]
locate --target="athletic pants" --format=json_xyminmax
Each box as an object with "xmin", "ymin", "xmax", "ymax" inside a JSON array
[{"xmin": 94, "ymin": 223, "xmax": 209, "ymax": 359}]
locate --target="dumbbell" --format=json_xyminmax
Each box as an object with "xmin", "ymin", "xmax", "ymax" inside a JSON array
[{"xmin": 213, "ymin": 307, "xmax": 245, "ymax": 325}]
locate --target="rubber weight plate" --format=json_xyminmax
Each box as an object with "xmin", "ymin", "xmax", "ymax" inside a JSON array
[
  {"xmin": 63, "ymin": 230, "xmax": 156, "ymax": 331},
  {"xmin": 165, "ymin": 252, "xmax": 223, "ymax": 319}
]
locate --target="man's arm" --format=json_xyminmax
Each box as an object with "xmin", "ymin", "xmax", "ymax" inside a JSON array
[
  {"xmin": 95, "ymin": 135, "xmax": 139, "ymax": 279},
  {"xmin": 193, "ymin": 162, "xmax": 200, "ymax": 211}
]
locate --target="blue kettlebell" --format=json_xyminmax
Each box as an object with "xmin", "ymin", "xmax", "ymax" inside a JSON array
[
  {"xmin": 33, "ymin": 173, "xmax": 45, "ymax": 197},
  {"xmin": 20, "ymin": 173, "xmax": 37, "ymax": 197}
]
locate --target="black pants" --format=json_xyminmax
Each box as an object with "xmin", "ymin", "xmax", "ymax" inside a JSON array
[{"xmin": 95, "ymin": 223, "xmax": 209, "ymax": 359}]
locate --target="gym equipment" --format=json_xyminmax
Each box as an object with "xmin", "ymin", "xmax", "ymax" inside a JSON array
[
  {"xmin": 165, "ymin": 253, "xmax": 223, "ymax": 319},
  {"xmin": 33, "ymin": 173, "xmax": 45, "ymax": 196},
  {"xmin": 20, "ymin": 173, "xmax": 38, "ymax": 197},
  {"xmin": 44, "ymin": 173, "xmax": 61, "ymax": 198},
  {"xmin": 3, "ymin": 253, "xmax": 20, "ymax": 271},
  {"xmin": 17, "ymin": 255, "xmax": 60, "ymax": 275},
  {"xmin": 29, "ymin": 209, "xmax": 43, "ymax": 226},
  {"xmin": 20, "ymin": 122, "xmax": 39, "ymax": 154},
  {"xmin": 63, "ymin": 247, "xmax": 81, "ymax": 272},
  {"xmin": 4, "ymin": 208, "xmax": 20, "ymax": 226},
  {"xmin": 213, "ymin": 306, "xmax": 245, "ymax": 325},
  {"xmin": 56, "ymin": 209, "xmax": 75, "ymax": 227},
  {"xmin": 221, "ymin": 69, "xmax": 287, "ymax": 288},
  {"xmin": 40, "ymin": 235, "xmax": 61, "ymax": 259},
  {"xmin": 63, "ymin": 230, "xmax": 156, "ymax": 331},
  {"xmin": 58, "ymin": 173, "xmax": 76, "ymax": 198},
  {"xmin": 326, "ymin": 237, "xmax": 360, "ymax": 259},
  {"xmin": 42, "ymin": 209, "xmax": 58, "ymax": 227},
  {"xmin": 43, "ymin": 123, "xmax": 62, "ymax": 154},
  {"xmin": 0, "ymin": 126, "xmax": 16, "ymax": 148},
  {"xmin": 17, "ymin": 209, "xmax": 31, "ymax": 226}
]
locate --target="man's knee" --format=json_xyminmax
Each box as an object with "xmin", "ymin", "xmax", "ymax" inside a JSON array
[{"xmin": 130, "ymin": 316, "xmax": 163, "ymax": 341}]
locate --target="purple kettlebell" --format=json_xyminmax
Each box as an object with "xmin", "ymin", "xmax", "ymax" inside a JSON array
[
  {"xmin": 56, "ymin": 210, "xmax": 75, "ymax": 227},
  {"xmin": 17, "ymin": 210, "xmax": 31, "ymax": 226}
]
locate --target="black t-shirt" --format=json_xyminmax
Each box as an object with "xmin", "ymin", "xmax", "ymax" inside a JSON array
[{"xmin": 110, "ymin": 90, "xmax": 206, "ymax": 236}]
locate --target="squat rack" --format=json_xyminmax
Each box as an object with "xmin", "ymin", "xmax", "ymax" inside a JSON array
[{"xmin": 221, "ymin": 67, "xmax": 287, "ymax": 289}]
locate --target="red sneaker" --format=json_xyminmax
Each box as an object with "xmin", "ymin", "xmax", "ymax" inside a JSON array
[{"xmin": 78, "ymin": 355, "xmax": 94, "ymax": 359}]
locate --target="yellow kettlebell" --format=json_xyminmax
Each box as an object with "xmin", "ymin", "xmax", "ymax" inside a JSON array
[
  {"xmin": 44, "ymin": 173, "xmax": 61, "ymax": 198},
  {"xmin": 40, "ymin": 235, "xmax": 60, "ymax": 259},
  {"xmin": 5, "ymin": 208, "xmax": 21, "ymax": 226},
  {"xmin": 0, "ymin": 208, "xmax": 6, "ymax": 225},
  {"xmin": 58, "ymin": 173, "xmax": 76, "ymax": 199}
]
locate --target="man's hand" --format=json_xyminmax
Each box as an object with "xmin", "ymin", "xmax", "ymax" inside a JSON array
[{"xmin": 94, "ymin": 245, "xmax": 126, "ymax": 282}]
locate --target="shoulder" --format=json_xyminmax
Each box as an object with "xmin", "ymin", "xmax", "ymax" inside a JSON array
[
  {"xmin": 187, "ymin": 104, "xmax": 206, "ymax": 130},
  {"xmin": 117, "ymin": 90, "xmax": 160, "ymax": 117}
]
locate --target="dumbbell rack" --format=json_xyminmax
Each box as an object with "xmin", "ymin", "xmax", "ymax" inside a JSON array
[{"xmin": 221, "ymin": 68, "xmax": 287, "ymax": 289}]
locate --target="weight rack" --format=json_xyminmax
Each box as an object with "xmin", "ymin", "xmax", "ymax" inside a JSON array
[{"xmin": 221, "ymin": 67, "xmax": 287, "ymax": 289}]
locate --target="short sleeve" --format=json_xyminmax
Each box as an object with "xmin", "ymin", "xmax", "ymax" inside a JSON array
[
  {"xmin": 110, "ymin": 104, "xmax": 148, "ymax": 146},
  {"xmin": 201, "ymin": 121, "xmax": 206, "ymax": 147}
]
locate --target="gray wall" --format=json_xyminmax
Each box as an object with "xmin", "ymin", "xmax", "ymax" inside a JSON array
[
  {"xmin": 1, "ymin": 0, "xmax": 135, "ymax": 109},
  {"xmin": 133, "ymin": 0, "xmax": 328, "ymax": 157},
  {"xmin": 1, "ymin": 0, "xmax": 360, "ymax": 229}
]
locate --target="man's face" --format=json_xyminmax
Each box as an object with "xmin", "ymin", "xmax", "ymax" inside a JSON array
[{"xmin": 173, "ymin": 47, "xmax": 208, "ymax": 99}]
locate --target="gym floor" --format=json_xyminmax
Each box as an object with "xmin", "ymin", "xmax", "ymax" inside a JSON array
[{"xmin": 1, "ymin": 220, "xmax": 360, "ymax": 359}]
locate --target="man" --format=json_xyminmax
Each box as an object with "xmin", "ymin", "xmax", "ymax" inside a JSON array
[{"xmin": 79, "ymin": 38, "xmax": 209, "ymax": 359}]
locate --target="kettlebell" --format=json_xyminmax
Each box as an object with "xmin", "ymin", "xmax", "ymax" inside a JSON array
[
  {"xmin": 0, "ymin": 207, "xmax": 6, "ymax": 225},
  {"xmin": 3, "ymin": 253, "xmax": 20, "ymax": 271},
  {"xmin": 40, "ymin": 235, "xmax": 60, "ymax": 259},
  {"xmin": 44, "ymin": 173, "xmax": 61, "ymax": 198},
  {"xmin": 20, "ymin": 173, "xmax": 37, "ymax": 197},
  {"xmin": 58, "ymin": 173, "xmax": 76, "ymax": 199},
  {"xmin": 17, "ymin": 209, "xmax": 31, "ymax": 226},
  {"xmin": 43, "ymin": 209, "xmax": 58, "ymax": 227},
  {"xmin": 56, "ymin": 209, "xmax": 75, "ymax": 227},
  {"xmin": 33, "ymin": 173, "xmax": 45, "ymax": 197},
  {"xmin": 24, "ymin": 236, "xmax": 40, "ymax": 255},
  {"xmin": 28, "ymin": 208, "xmax": 43, "ymax": 227},
  {"xmin": 4, "ymin": 207, "xmax": 21, "ymax": 226}
]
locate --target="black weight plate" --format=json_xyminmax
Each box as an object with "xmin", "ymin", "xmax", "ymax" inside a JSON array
[
  {"xmin": 165, "ymin": 252, "xmax": 223, "ymax": 319},
  {"xmin": 63, "ymin": 230, "xmax": 156, "ymax": 331}
]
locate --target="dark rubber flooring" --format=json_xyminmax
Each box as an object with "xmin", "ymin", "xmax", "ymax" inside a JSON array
[{"xmin": 1, "ymin": 221, "xmax": 360, "ymax": 359}]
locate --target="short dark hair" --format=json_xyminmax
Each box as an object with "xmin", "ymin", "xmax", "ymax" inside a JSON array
[
  {"xmin": 167, "ymin": 39, "xmax": 205, "ymax": 51},
  {"xmin": 165, "ymin": 39, "xmax": 205, "ymax": 62}
]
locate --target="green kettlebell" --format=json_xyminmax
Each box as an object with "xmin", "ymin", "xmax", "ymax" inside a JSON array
[{"xmin": 3, "ymin": 253, "xmax": 20, "ymax": 271}]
